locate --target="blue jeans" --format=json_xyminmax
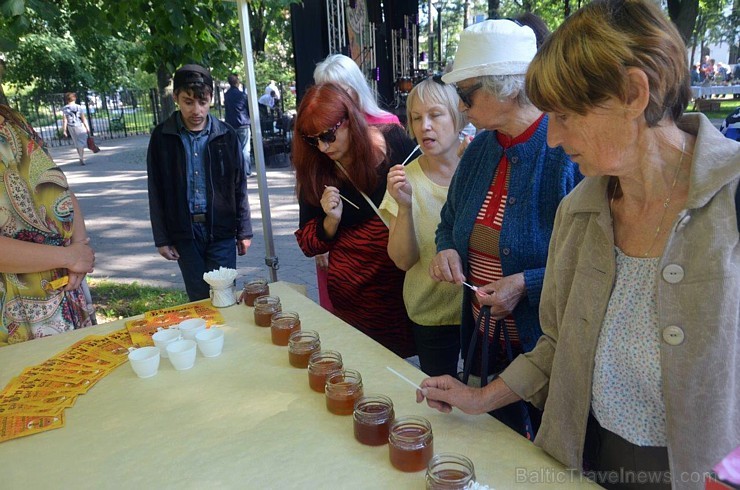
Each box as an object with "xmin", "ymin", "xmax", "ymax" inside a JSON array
[
  {"xmin": 236, "ymin": 126, "xmax": 252, "ymax": 176},
  {"xmin": 175, "ymin": 223, "xmax": 236, "ymax": 301}
]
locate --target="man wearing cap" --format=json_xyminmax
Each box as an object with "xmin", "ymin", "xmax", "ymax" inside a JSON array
[
  {"xmin": 426, "ymin": 19, "xmax": 581, "ymax": 438},
  {"xmin": 147, "ymin": 63, "xmax": 253, "ymax": 301}
]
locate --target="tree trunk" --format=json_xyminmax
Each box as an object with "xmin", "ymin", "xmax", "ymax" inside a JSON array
[
  {"xmin": 157, "ymin": 63, "xmax": 176, "ymax": 123},
  {"xmin": 487, "ymin": 0, "xmax": 500, "ymax": 19},
  {"xmin": 0, "ymin": 60, "xmax": 8, "ymax": 107},
  {"xmin": 463, "ymin": 0, "xmax": 469, "ymax": 28},
  {"xmin": 667, "ymin": 0, "xmax": 699, "ymax": 44}
]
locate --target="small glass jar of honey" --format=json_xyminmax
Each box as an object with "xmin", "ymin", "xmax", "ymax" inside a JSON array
[
  {"xmin": 308, "ymin": 350, "xmax": 343, "ymax": 392},
  {"xmin": 240, "ymin": 278, "xmax": 269, "ymax": 307},
  {"xmin": 287, "ymin": 330, "xmax": 320, "ymax": 368},
  {"xmin": 389, "ymin": 416, "xmax": 434, "ymax": 472},
  {"xmin": 353, "ymin": 394, "xmax": 394, "ymax": 446},
  {"xmin": 425, "ymin": 453, "xmax": 476, "ymax": 489},
  {"xmin": 271, "ymin": 311, "xmax": 301, "ymax": 346},
  {"xmin": 253, "ymin": 295, "xmax": 281, "ymax": 327},
  {"xmin": 325, "ymin": 369, "xmax": 363, "ymax": 415}
]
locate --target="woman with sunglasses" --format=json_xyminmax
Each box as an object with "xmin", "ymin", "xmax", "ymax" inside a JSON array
[
  {"xmin": 293, "ymin": 83, "xmax": 417, "ymax": 358},
  {"xmin": 428, "ymin": 19, "xmax": 582, "ymax": 437},
  {"xmin": 378, "ymin": 77, "xmax": 467, "ymax": 378}
]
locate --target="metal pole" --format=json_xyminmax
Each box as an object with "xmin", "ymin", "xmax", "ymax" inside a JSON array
[{"xmin": 236, "ymin": 0, "xmax": 279, "ymax": 282}]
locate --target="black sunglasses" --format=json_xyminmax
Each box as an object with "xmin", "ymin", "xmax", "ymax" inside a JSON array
[
  {"xmin": 302, "ymin": 119, "xmax": 345, "ymax": 147},
  {"xmin": 455, "ymin": 82, "xmax": 482, "ymax": 108}
]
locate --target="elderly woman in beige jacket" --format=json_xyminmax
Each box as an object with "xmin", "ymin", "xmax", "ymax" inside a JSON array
[{"xmin": 417, "ymin": 1, "xmax": 740, "ymax": 489}]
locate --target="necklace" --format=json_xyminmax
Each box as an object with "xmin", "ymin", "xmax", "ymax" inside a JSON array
[{"xmin": 610, "ymin": 138, "xmax": 686, "ymax": 257}]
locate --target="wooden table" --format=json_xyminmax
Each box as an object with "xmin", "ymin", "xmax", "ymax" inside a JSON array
[{"xmin": 0, "ymin": 282, "xmax": 600, "ymax": 489}]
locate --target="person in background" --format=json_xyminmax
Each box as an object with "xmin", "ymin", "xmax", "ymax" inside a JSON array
[
  {"xmin": 720, "ymin": 106, "xmax": 740, "ymax": 141},
  {"xmin": 293, "ymin": 83, "xmax": 416, "ymax": 358},
  {"xmin": 1, "ymin": 105, "xmax": 95, "ymax": 345},
  {"xmin": 312, "ymin": 54, "xmax": 402, "ymax": 312},
  {"xmin": 224, "ymin": 73, "xmax": 253, "ymax": 177},
  {"xmin": 147, "ymin": 64, "xmax": 252, "ymax": 301},
  {"xmin": 61, "ymin": 92, "xmax": 92, "ymax": 166},
  {"xmin": 428, "ymin": 19, "xmax": 582, "ymax": 438},
  {"xmin": 419, "ymin": 0, "xmax": 739, "ymax": 488},
  {"xmin": 314, "ymin": 54, "xmax": 400, "ymax": 125},
  {"xmin": 690, "ymin": 63, "xmax": 702, "ymax": 85},
  {"xmin": 379, "ymin": 77, "xmax": 467, "ymax": 377}
]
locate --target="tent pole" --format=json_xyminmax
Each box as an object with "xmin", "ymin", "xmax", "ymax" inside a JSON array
[{"xmin": 235, "ymin": 0, "xmax": 279, "ymax": 282}]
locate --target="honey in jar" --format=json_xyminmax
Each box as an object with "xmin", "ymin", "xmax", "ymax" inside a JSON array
[
  {"xmin": 307, "ymin": 350, "xmax": 343, "ymax": 393},
  {"xmin": 253, "ymin": 295, "xmax": 281, "ymax": 327},
  {"xmin": 389, "ymin": 416, "xmax": 434, "ymax": 472},
  {"xmin": 240, "ymin": 278, "xmax": 270, "ymax": 307},
  {"xmin": 270, "ymin": 311, "xmax": 300, "ymax": 346},
  {"xmin": 425, "ymin": 453, "xmax": 476, "ymax": 489},
  {"xmin": 353, "ymin": 394, "xmax": 394, "ymax": 446},
  {"xmin": 325, "ymin": 369, "xmax": 363, "ymax": 415},
  {"xmin": 288, "ymin": 330, "xmax": 320, "ymax": 368}
]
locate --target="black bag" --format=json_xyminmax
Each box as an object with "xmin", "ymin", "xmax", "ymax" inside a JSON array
[{"xmin": 461, "ymin": 305, "xmax": 535, "ymax": 440}]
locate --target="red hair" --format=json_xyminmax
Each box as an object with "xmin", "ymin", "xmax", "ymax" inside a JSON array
[{"xmin": 292, "ymin": 83, "xmax": 384, "ymax": 207}]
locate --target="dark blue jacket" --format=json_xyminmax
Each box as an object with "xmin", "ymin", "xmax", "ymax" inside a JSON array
[
  {"xmin": 436, "ymin": 115, "xmax": 582, "ymax": 356},
  {"xmin": 147, "ymin": 112, "xmax": 252, "ymax": 248},
  {"xmin": 224, "ymin": 86, "xmax": 250, "ymax": 128}
]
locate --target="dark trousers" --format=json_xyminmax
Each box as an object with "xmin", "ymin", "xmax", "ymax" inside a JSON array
[
  {"xmin": 410, "ymin": 321, "xmax": 460, "ymax": 378},
  {"xmin": 175, "ymin": 223, "xmax": 236, "ymax": 301},
  {"xmin": 583, "ymin": 414, "xmax": 671, "ymax": 490}
]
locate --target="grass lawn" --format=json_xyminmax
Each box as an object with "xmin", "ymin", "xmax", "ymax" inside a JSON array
[
  {"xmin": 88, "ymin": 279, "xmax": 188, "ymax": 323},
  {"xmin": 686, "ymin": 98, "xmax": 739, "ymax": 121}
]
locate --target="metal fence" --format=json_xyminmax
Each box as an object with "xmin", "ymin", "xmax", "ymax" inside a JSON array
[{"xmin": 10, "ymin": 83, "xmax": 294, "ymax": 150}]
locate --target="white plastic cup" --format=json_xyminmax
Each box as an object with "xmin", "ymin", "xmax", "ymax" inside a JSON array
[
  {"xmin": 178, "ymin": 318, "xmax": 207, "ymax": 340},
  {"xmin": 128, "ymin": 346, "xmax": 160, "ymax": 378},
  {"xmin": 166, "ymin": 339, "xmax": 197, "ymax": 370},
  {"xmin": 195, "ymin": 328, "xmax": 225, "ymax": 358},
  {"xmin": 152, "ymin": 328, "xmax": 181, "ymax": 358}
]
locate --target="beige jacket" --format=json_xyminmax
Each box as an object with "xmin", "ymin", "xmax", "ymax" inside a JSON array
[{"xmin": 500, "ymin": 113, "xmax": 740, "ymax": 489}]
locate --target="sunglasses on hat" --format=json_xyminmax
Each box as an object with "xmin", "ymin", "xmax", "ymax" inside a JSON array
[{"xmin": 302, "ymin": 119, "xmax": 345, "ymax": 147}]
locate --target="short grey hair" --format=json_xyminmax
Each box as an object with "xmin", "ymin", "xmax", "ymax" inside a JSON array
[{"xmin": 478, "ymin": 74, "xmax": 531, "ymax": 106}]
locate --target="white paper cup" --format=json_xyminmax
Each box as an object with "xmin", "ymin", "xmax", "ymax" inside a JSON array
[
  {"xmin": 195, "ymin": 328, "xmax": 225, "ymax": 358},
  {"xmin": 128, "ymin": 346, "xmax": 160, "ymax": 378},
  {"xmin": 178, "ymin": 318, "xmax": 207, "ymax": 340},
  {"xmin": 152, "ymin": 328, "xmax": 181, "ymax": 358},
  {"xmin": 166, "ymin": 339, "xmax": 197, "ymax": 370}
]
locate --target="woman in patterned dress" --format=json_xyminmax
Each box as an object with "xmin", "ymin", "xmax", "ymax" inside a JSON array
[
  {"xmin": 293, "ymin": 83, "xmax": 416, "ymax": 358},
  {"xmin": 0, "ymin": 105, "xmax": 95, "ymax": 346}
]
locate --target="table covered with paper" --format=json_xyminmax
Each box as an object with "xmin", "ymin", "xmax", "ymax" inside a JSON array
[{"xmin": 0, "ymin": 282, "xmax": 600, "ymax": 489}]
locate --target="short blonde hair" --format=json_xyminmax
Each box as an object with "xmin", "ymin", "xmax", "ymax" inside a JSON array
[
  {"xmin": 526, "ymin": 0, "xmax": 691, "ymax": 126},
  {"xmin": 406, "ymin": 77, "xmax": 467, "ymax": 141}
]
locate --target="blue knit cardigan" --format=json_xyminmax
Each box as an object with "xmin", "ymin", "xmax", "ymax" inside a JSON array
[{"xmin": 436, "ymin": 115, "xmax": 582, "ymax": 355}]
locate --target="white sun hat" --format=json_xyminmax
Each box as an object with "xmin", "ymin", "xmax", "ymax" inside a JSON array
[{"xmin": 442, "ymin": 19, "xmax": 537, "ymax": 84}]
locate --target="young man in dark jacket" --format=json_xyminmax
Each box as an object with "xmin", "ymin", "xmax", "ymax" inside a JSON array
[{"xmin": 147, "ymin": 64, "xmax": 253, "ymax": 300}]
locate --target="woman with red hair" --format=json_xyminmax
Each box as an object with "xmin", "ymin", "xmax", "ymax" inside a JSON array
[{"xmin": 293, "ymin": 83, "xmax": 416, "ymax": 358}]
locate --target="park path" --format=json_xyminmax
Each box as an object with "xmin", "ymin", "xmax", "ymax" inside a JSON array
[{"xmin": 51, "ymin": 136, "xmax": 320, "ymax": 302}]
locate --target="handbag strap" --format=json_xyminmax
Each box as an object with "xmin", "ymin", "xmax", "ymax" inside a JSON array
[{"xmin": 334, "ymin": 161, "xmax": 390, "ymax": 228}]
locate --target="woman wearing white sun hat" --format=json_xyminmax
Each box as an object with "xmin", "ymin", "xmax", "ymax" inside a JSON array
[{"xmin": 427, "ymin": 19, "xmax": 582, "ymax": 438}]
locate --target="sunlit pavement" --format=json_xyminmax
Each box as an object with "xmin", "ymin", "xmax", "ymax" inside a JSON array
[{"xmin": 51, "ymin": 135, "xmax": 320, "ymax": 302}]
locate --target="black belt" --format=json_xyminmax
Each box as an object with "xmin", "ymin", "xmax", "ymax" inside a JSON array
[{"xmin": 191, "ymin": 213, "xmax": 206, "ymax": 223}]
